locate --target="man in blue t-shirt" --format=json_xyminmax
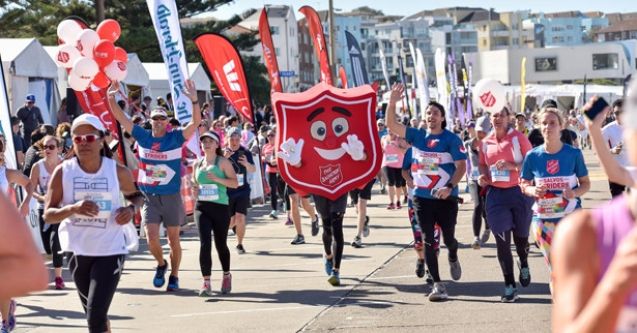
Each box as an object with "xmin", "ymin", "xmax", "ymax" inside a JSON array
[
  {"xmin": 386, "ymin": 83, "xmax": 467, "ymax": 302},
  {"xmin": 108, "ymin": 81, "xmax": 201, "ymax": 292}
]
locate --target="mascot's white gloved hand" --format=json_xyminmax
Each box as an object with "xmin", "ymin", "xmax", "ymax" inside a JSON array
[
  {"xmin": 278, "ymin": 138, "xmax": 304, "ymax": 166},
  {"xmin": 341, "ymin": 134, "xmax": 365, "ymax": 161}
]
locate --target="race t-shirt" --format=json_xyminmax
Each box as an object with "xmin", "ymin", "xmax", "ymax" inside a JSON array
[
  {"xmin": 521, "ymin": 144, "xmax": 588, "ymax": 222},
  {"xmin": 227, "ymin": 146, "xmax": 255, "ymax": 199},
  {"xmin": 381, "ymin": 135, "xmax": 405, "ymax": 168},
  {"xmin": 132, "ymin": 125, "xmax": 185, "ymax": 195},
  {"xmin": 479, "ymin": 128, "xmax": 532, "ymax": 189},
  {"xmin": 404, "ymin": 127, "xmax": 466, "ymax": 199}
]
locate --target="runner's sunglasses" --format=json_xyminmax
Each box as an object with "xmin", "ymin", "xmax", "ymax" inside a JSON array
[{"xmin": 72, "ymin": 134, "xmax": 101, "ymax": 144}]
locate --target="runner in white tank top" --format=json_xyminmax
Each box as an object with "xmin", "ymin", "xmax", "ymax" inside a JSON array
[
  {"xmin": 43, "ymin": 114, "xmax": 143, "ymax": 333},
  {"xmin": 29, "ymin": 135, "xmax": 65, "ymax": 289}
]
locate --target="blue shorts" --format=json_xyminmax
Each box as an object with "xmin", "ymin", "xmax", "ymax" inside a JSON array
[{"xmin": 485, "ymin": 186, "xmax": 533, "ymax": 237}]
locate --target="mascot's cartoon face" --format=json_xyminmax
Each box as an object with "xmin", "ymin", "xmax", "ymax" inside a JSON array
[{"xmin": 273, "ymin": 82, "xmax": 381, "ymax": 200}]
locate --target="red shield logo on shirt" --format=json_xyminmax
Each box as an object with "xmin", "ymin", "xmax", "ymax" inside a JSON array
[
  {"xmin": 547, "ymin": 160, "xmax": 560, "ymax": 175},
  {"xmin": 151, "ymin": 142, "xmax": 161, "ymax": 151},
  {"xmin": 272, "ymin": 82, "xmax": 381, "ymax": 201},
  {"xmin": 427, "ymin": 139, "xmax": 439, "ymax": 149},
  {"xmin": 480, "ymin": 91, "xmax": 496, "ymax": 108}
]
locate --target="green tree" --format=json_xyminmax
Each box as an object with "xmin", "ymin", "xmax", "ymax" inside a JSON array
[{"xmin": 0, "ymin": 0, "xmax": 271, "ymax": 106}]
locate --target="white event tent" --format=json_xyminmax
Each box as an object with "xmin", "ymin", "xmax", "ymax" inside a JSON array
[{"xmin": 0, "ymin": 38, "xmax": 59, "ymax": 124}]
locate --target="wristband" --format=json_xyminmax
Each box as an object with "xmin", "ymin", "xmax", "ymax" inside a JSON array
[
  {"xmin": 192, "ymin": 100, "xmax": 199, "ymax": 104},
  {"xmin": 445, "ymin": 183, "xmax": 454, "ymax": 190}
]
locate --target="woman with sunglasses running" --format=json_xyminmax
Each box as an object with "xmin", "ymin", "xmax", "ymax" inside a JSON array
[
  {"xmin": 44, "ymin": 114, "xmax": 143, "ymax": 333},
  {"xmin": 0, "ymin": 134, "xmax": 36, "ymax": 333},
  {"xmin": 30, "ymin": 135, "xmax": 65, "ymax": 290}
]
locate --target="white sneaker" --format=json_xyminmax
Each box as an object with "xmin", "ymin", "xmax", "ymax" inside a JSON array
[{"xmin": 428, "ymin": 282, "xmax": 448, "ymax": 302}]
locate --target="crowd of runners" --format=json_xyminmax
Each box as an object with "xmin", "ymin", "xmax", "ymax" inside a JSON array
[{"xmin": 1, "ymin": 78, "xmax": 637, "ymax": 332}]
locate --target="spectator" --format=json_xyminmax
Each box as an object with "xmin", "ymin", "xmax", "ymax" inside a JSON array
[
  {"xmin": 56, "ymin": 97, "xmax": 70, "ymax": 124},
  {"xmin": 165, "ymin": 93, "xmax": 175, "ymax": 117},
  {"xmin": 55, "ymin": 122, "xmax": 72, "ymax": 154},
  {"xmin": 142, "ymin": 96, "xmax": 153, "ymax": 113},
  {"xmin": 602, "ymin": 99, "xmax": 628, "ymax": 197},
  {"xmin": 22, "ymin": 125, "xmax": 54, "ymax": 176},
  {"xmin": 241, "ymin": 122, "xmax": 255, "ymax": 148},
  {"xmin": 16, "ymin": 94, "xmax": 44, "ymax": 147},
  {"xmin": 10, "ymin": 117, "xmax": 25, "ymax": 167}
]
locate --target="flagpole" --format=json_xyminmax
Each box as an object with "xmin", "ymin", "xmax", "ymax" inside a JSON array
[{"xmin": 328, "ymin": 0, "xmax": 336, "ymax": 82}]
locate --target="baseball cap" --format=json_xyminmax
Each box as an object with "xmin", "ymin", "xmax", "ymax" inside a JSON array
[
  {"xmin": 515, "ymin": 113, "xmax": 526, "ymax": 119},
  {"xmin": 541, "ymin": 99, "xmax": 558, "ymax": 110},
  {"xmin": 476, "ymin": 115, "xmax": 492, "ymax": 133},
  {"xmin": 150, "ymin": 108, "xmax": 168, "ymax": 118},
  {"xmin": 226, "ymin": 127, "xmax": 241, "ymax": 137},
  {"xmin": 200, "ymin": 131, "xmax": 220, "ymax": 144},
  {"xmin": 467, "ymin": 121, "xmax": 476, "ymax": 128},
  {"xmin": 71, "ymin": 114, "xmax": 106, "ymax": 133},
  {"xmin": 25, "ymin": 94, "xmax": 35, "ymax": 102}
]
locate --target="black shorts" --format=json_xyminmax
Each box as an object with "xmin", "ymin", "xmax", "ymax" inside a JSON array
[
  {"xmin": 384, "ymin": 166, "xmax": 406, "ymax": 187},
  {"xmin": 350, "ymin": 179, "xmax": 375, "ymax": 201},
  {"xmin": 229, "ymin": 194, "xmax": 250, "ymax": 216},
  {"xmin": 313, "ymin": 193, "xmax": 348, "ymax": 218},
  {"xmin": 286, "ymin": 184, "xmax": 310, "ymax": 198}
]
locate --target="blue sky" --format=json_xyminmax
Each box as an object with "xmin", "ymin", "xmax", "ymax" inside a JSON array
[{"xmin": 206, "ymin": 0, "xmax": 637, "ymax": 19}]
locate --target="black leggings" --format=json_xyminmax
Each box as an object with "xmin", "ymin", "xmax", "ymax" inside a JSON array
[
  {"xmin": 413, "ymin": 197, "xmax": 459, "ymax": 282},
  {"xmin": 195, "ymin": 201, "xmax": 231, "ymax": 275},
  {"xmin": 69, "ymin": 254, "xmax": 125, "ymax": 333},
  {"xmin": 314, "ymin": 194, "xmax": 347, "ymax": 270},
  {"xmin": 468, "ymin": 183, "xmax": 489, "ymax": 237},
  {"xmin": 494, "ymin": 231, "xmax": 529, "ymax": 286},
  {"xmin": 268, "ymin": 173, "xmax": 286, "ymax": 211},
  {"xmin": 38, "ymin": 208, "xmax": 63, "ymax": 268}
]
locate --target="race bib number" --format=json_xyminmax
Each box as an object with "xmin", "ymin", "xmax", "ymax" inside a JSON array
[
  {"xmin": 237, "ymin": 174, "xmax": 245, "ymax": 187},
  {"xmin": 470, "ymin": 168, "xmax": 480, "ymax": 180},
  {"xmin": 537, "ymin": 195, "xmax": 566, "ymax": 219},
  {"xmin": 72, "ymin": 191, "xmax": 112, "ymax": 228},
  {"xmin": 146, "ymin": 164, "xmax": 168, "ymax": 181},
  {"xmin": 199, "ymin": 184, "xmax": 219, "ymax": 202},
  {"xmin": 418, "ymin": 156, "xmax": 440, "ymax": 176},
  {"xmin": 384, "ymin": 154, "xmax": 399, "ymax": 164},
  {"xmin": 490, "ymin": 166, "xmax": 510, "ymax": 182}
]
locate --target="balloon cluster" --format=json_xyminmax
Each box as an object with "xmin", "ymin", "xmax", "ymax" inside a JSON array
[{"xmin": 55, "ymin": 19, "xmax": 128, "ymax": 91}]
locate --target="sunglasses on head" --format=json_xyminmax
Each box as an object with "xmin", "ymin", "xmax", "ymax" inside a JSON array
[
  {"xmin": 73, "ymin": 134, "xmax": 100, "ymax": 144},
  {"xmin": 152, "ymin": 116, "xmax": 167, "ymax": 121},
  {"xmin": 43, "ymin": 144, "xmax": 58, "ymax": 151}
]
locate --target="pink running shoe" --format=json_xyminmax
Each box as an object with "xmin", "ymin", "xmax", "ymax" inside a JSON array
[
  {"xmin": 221, "ymin": 273, "xmax": 232, "ymax": 294},
  {"xmin": 55, "ymin": 277, "xmax": 65, "ymax": 290}
]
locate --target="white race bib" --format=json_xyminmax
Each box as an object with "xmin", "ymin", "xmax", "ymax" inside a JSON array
[
  {"xmin": 72, "ymin": 191, "xmax": 112, "ymax": 228},
  {"xmin": 237, "ymin": 174, "xmax": 245, "ymax": 187},
  {"xmin": 418, "ymin": 156, "xmax": 440, "ymax": 176},
  {"xmin": 199, "ymin": 184, "xmax": 219, "ymax": 202},
  {"xmin": 384, "ymin": 154, "xmax": 399, "ymax": 164},
  {"xmin": 490, "ymin": 166, "xmax": 510, "ymax": 182},
  {"xmin": 536, "ymin": 195, "xmax": 566, "ymax": 219},
  {"xmin": 146, "ymin": 164, "xmax": 168, "ymax": 181}
]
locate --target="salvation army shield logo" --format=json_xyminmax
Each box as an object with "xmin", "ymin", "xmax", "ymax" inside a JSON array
[
  {"xmin": 272, "ymin": 82, "xmax": 381, "ymax": 201},
  {"xmin": 547, "ymin": 160, "xmax": 560, "ymax": 175}
]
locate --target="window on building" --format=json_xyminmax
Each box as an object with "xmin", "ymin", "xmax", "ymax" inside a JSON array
[
  {"xmin": 566, "ymin": 25, "xmax": 573, "ymax": 30},
  {"xmin": 593, "ymin": 53, "xmax": 619, "ymax": 70},
  {"xmin": 446, "ymin": 32, "xmax": 452, "ymax": 44},
  {"xmin": 271, "ymin": 26, "xmax": 279, "ymax": 35},
  {"xmin": 275, "ymin": 47, "xmax": 280, "ymax": 55},
  {"xmin": 482, "ymin": 39, "xmax": 487, "ymax": 46},
  {"xmin": 535, "ymin": 57, "xmax": 558, "ymax": 72}
]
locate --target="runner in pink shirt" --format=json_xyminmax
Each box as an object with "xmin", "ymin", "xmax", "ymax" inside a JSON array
[
  {"xmin": 478, "ymin": 106, "xmax": 534, "ymax": 302},
  {"xmin": 381, "ymin": 130, "xmax": 407, "ymax": 209}
]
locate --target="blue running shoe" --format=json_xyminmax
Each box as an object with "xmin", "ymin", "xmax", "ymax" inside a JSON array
[
  {"xmin": 7, "ymin": 299, "xmax": 16, "ymax": 331},
  {"xmin": 167, "ymin": 275, "xmax": 179, "ymax": 291},
  {"xmin": 153, "ymin": 262, "xmax": 168, "ymax": 288},
  {"xmin": 324, "ymin": 257, "xmax": 333, "ymax": 276}
]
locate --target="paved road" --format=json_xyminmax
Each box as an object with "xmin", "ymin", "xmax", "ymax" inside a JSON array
[{"xmin": 14, "ymin": 149, "xmax": 609, "ymax": 332}]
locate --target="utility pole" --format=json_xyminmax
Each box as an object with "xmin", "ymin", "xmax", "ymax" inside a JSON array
[
  {"xmin": 328, "ymin": 0, "xmax": 337, "ymax": 81},
  {"xmin": 96, "ymin": 0, "xmax": 105, "ymax": 22}
]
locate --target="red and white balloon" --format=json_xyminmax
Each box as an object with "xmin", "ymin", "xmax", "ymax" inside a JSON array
[{"xmin": 56, "ymin": 18, "xmax": 127, "ymax": 91}]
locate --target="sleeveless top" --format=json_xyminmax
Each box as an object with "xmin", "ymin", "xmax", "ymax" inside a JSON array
[
  {"xmin": 195, "ymin": 156, "xmax": 229, "ymax": 205},
  {"xmin": 34, "ymin": 159, "xmax": 57, "ymax": 209},
  {"xmin": 0, "ymin": 166, "xmax": 8, "ymax": 195},
  {"xmin": 595, "ymin": 196, "xmax": 637, "ymax": 331},
  {"xmin": 382, "ymin": 135, "xmax": 405, "ymax": 168},
  {"xmin": 59, "ymin": 157, "xmax": 127, "ymax": 256}
]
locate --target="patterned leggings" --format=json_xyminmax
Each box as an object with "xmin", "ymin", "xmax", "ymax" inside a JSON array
[{"xmin": 532, "ymin": 218, "xmax": 556, "ymax": 273}]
